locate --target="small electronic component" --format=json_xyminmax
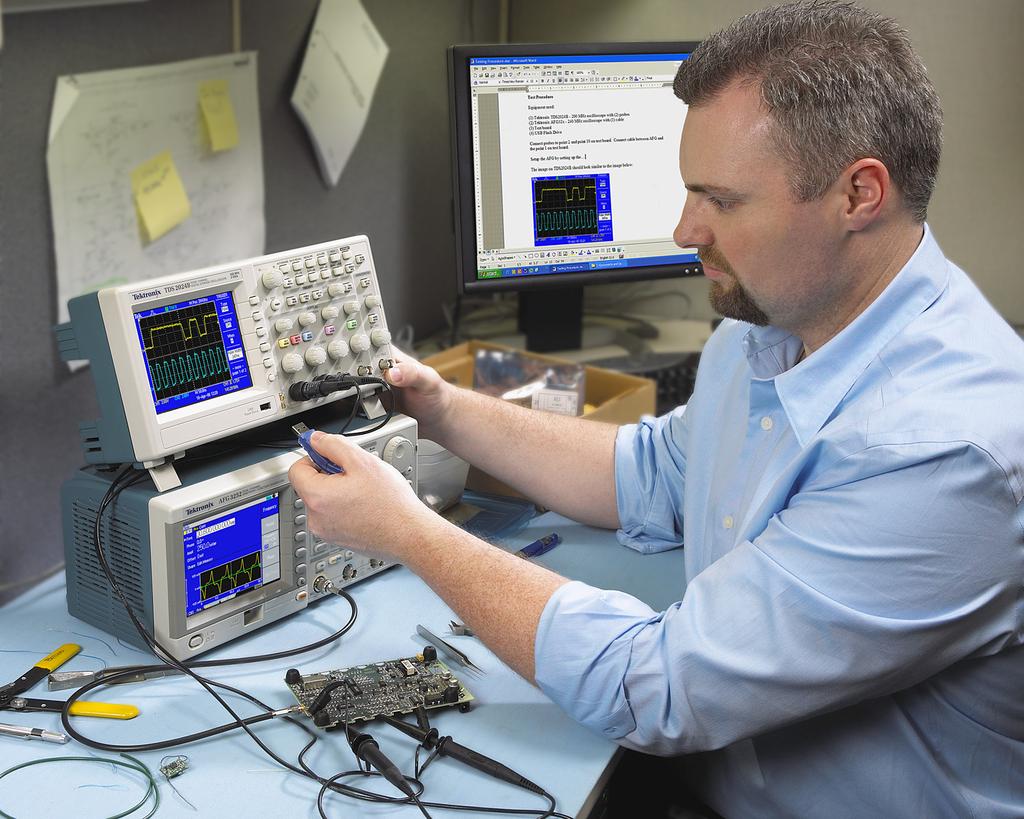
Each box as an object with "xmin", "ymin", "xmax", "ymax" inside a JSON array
[
  {"xmin": 292, "ymin": 422, "xmax": 344, "ymax": 474},
  {"xmin": 285, "ymin": 650, "xmax": 473, "ymax": 729},
  {"xmin": 159, "ymin": 756, "xmax": 189, "ymax": 779}
]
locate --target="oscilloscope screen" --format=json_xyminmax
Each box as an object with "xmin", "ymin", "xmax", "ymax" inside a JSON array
[
  {"xmin": 532, "ymin": 173, "xmax": 613, "ymax": 247},
  {"xmin": 183, "ymin": 493, "xmax": 281, "ymax": 617},
  {"xmin": 133, "ymin": 291, "xmax": 253, "ymax": 414}
]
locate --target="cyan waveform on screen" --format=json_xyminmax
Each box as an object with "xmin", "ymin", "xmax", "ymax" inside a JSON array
[
  {"xmin": 537, "ymin": 208, "xmax": 598, "ymax": 233},
  {"xmin": 149, "ymin": 347, "xmax": 229, "ymax": 391}
]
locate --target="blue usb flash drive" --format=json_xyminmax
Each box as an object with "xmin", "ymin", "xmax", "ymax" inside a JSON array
[
  {"xmin": 292, "ymin": 423, "xmax": 344, "ymax": 474},
  {"xmin": 515, "ymin": 533, "xmax": 562, "ymax": 559}
]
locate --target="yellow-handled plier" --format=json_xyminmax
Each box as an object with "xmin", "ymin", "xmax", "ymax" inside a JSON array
[{"xmin": 0, "ymin": 644, "xmax": 138, "ymax": 720}]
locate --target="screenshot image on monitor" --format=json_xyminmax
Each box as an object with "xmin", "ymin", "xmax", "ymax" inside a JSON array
[{"xmin": 449, "ymin": 42, "xmax": 702, "ymax": 350}]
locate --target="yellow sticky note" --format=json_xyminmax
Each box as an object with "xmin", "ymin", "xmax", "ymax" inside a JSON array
[
  {"xmin": 131, "ymin": 151, "xmax": 191, "ymax": 244},
  {"xmin": 199, "ymin": 79, "xmax": 240, "ymax": 152}
]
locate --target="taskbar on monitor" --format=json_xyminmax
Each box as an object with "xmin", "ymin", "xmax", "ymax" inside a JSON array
[{"xmin": 477, "ymin": 252, "xmax": 699, "ymax": 280}]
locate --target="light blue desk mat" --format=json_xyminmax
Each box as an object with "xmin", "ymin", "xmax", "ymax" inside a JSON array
[{"xmin": 0, "ymin": 512, "xmax": 683, "ymax": 818}]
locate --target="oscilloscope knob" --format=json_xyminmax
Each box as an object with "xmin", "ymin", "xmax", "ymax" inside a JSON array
[
  {"xmin": 382, "ymin": 436, "xmax": 415, "ymax": 474},
  {"xmin": 281, "ymin": 353, "xmax": 304, "ymax": 374},
  {"xmin": 321, "ymin": 305, "xmax": 340, "ymax": 321},
  {"xmin": 261, "ymin": 269, "xmax": 284, "ymax": 289},
  {"xmin": 298, "ymin": 311, "xmax": 317, "ymax": 327},
  {"xmin": 304, "ymin": 346, "xmax": 327, "ymax": 367},
  {"xmin": 364, "ymin": 295, "xmax": 381, "ymax": 309},
  {"xmin": 275, "ymin": 317, "xmax": 295, "ymax": 334},
  {"xmin": 350, "ymin": 334, "xmax": 371, "ymax": 353},
  {"xmin": 370, "ymin": 329, "xmax": 391, "ymax": 348},
  {"xmin": 328, "ymin": 282, "xmax": 346, "ymax": 297},
  {"xmin": 343, "ymin": 301, "xmax": 360, "ymax": 315},
  {"xmin": 327, "ymin": 339, "xmax": 350, "ymax": 360}
]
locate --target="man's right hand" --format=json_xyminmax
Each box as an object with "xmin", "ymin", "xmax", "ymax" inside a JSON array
[{"xmin": 383, "ymin": 347, "xmax": 455, "ymax": 442}]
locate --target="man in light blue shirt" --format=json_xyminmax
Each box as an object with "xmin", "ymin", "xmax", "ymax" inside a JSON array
[{"xmin": 291, "ymin": 2, "xmax": 1023, "ymax": 816}]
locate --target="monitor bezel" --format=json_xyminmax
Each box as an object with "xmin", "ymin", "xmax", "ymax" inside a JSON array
[{"xmin": 448, "ymin": 40, "xmax": 703, "ymax": 296}]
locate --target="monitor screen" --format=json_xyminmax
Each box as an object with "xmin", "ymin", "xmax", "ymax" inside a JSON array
[
  {"xmin": 133, "ymin": 290, "xmax": 253, "ymax": 414},
  {"xmin": 183, "ymin": 493, "xmax": 281, "ymax": 618},
  {"xmin": 449, "ymin": 42, "xmax": 702, "ymax": 350}
]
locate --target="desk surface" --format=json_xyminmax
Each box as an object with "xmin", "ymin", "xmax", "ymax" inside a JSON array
[{"xmin": 0, "ymin": 512, "xmax": 683, "ymax": 818}]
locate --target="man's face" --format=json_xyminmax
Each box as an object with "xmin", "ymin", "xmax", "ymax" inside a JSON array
[{"xmin": 673, "ymin": 82, "xmax": 845, "ymax": 332}]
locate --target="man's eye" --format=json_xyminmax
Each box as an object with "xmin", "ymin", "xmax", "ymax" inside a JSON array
[{"xmin": 708, "ymin": 196, "xmax": 736, "ymax": 212}]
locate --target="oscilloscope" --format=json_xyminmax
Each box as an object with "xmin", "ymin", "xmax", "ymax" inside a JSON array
[
  {"xmin": 61, "ymin": 414, "xmax": 418, "ymax": 660},
  {"xmin": 55, "ymin": 236, "xmax": 395, "ymax": 490}
]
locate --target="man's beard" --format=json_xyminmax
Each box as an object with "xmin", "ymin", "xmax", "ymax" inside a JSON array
[{"xmin": 701, "ymin": 248, "xmax": 770, "ymax": 326}]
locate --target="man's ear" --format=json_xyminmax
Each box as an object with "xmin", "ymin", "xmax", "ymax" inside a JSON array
[{"xmin": 841, "ymin": 158, "xmax": 890, "ymax": 231}]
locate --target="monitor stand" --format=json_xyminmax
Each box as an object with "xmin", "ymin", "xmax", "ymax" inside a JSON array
[{"xmin": 518, "ymin": 287, "xmax": 584, "ymax": 353}]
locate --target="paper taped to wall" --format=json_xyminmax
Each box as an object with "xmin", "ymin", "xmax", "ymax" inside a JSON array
[
  {"xmin": 46, "ymin": 53, "xmax": 265, "ymax": 338},
  {"xmin": 291, "ymin": 0, "xmax": 389, "ymax": 187}
]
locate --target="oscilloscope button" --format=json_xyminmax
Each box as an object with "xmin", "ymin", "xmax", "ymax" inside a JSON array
[
  {"xmin": 286, "ymin": 296, "xmax": 299, "ymax": 307},
  {"xmin": 305, "ymin": 258, "xmax": 314, "ymax": 269},
  {"xmin": 328, "ymin": 339, "xmax": 349, "ymax": 360},
  {"xmin": 342, "ymin": 250, "xmax": 352, "ymax": 260},
  {"xmin": 270, "ymin": 298, "xmax": 282, "ymax": 311},
  {"xmin": 317, "ymin": 253, "xmax": 327, "ymax": 266},
  {"xmin": 311, "ymin": 289, "xmax": 324, "ymax": 300},
  {"xmin": 263, "ymin": 358, "xmax": 273, "ymax": 368},
  {"xmin": 359, "ymin": 277, "xmax": 371, "ymax": 289},
  {"xmin": 355, "ymin": 254, "xmax": 365, "ymax": 265},
  {"xmin": 283, "ymin": 277, "xmax": 294, "ymax": 288},
  {"xmin": 261, "ymin": 269, "xmax": 284, "ymax": 289},
  {"xmin": 350, "ymin": 334, "xmax": 371, "ymax": 353},
  {"xmin": 267, "ymin": 372, "xmax": 276, "ymax": 382},
  {"xmin": 291, "ymin": 260, "xmax": 302, "ymax": 272},
  {"xmin": 259, "ymin": 342, "xmax": 270, "ymax": 352},
  {"xmin": 295, "ymin": 274, "xmax": 307, "ymax": 286},
  {"xmin": 331, "ymin": 266, "xmax": 344, "ymax": 277},
  {"xmin": 281, "ymin": 353, "xmax": 304, "ymax": 374},
  {"xmin": 299, "ymin": 293, "xmax": 312, "ymax": 303},
  {"xmin": 324, "ymin": 325, "xmax": 336, "ymax": 335},
  {"xmin": 251, "ymin": 311, "xmax": 264, "ymax": 322},
  {"xmin": 255, "ymin": 326, "xmax": 267, "ymax": 337},
  {"xmin": 329, "ymin": 251, "xmax": 341, "ymax": 263},
  {"xmin": 301, "ymin": 331, "xmax": 314, "ymax": 342},
  {"xmin": 345, "ymin": 263, "xmax": 355, "ymax": 274},
  {"xmin": 248, "ymin": 295, "xmax": 259, "ymax": 306},
  {"xmin": 188, "ymin": 635, "xmax": 204, "ymax": 649},
  {"xmin": 307, "ymin": 270, "xmax": 319, "ymax": 283}
]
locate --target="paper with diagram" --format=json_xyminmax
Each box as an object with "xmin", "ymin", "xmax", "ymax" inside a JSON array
[
  {"xmin": 291, "ymin": 0, "xmax": 389, "ymax": 187},
  {"xmin": 47, "ymin": 52, "xmax": 265, "ymax": 330}
]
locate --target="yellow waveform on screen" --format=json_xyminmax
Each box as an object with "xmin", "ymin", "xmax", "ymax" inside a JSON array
[
  {"xmin": 142, "ymin": 312, "xmax": 219, "ymax": 350},
  {"xmin": 534, "ymin": 182, "xmax": 596, "ymax": 204}
]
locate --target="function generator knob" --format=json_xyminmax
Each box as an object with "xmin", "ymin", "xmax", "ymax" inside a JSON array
[
  {"xmin": 274, "ymin": 317, "xmax": 295, "ymax": 334},
  {"xmin": 370, "ymin": 328, "xmax": 391, "ymax": 348},
  {"xmin": 382, "ymin": 436, "xmax": 415, "ymax": 474},
  {"xmin": 298, "ymin": 311, "xmax": 317, "ymax": 327},
  {"xmin": 327, "ymin": 339, "xmax": 350, "ymax": 360},
  {"xmin": 349, "ymin": 334, "xmax": 370, "ymax": 353},
  {"xmin": 281, "ymin": 353, "xmax": 304, "ymax": 374},
  {"xmin": 321, "ymin": 305, "xmax": 340, "ymax": 321},
  {"xmin": 261, "ymin": 269, "xmax": 284, "ymax": 289},
  {"xmin": 304, "ymin": 346, "xmax": 327, "ymax": 367}
]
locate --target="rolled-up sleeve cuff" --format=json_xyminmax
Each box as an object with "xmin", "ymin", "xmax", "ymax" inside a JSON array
[
  {"xmin": 534, "ymin": 580, "xmax": 657, "ymax": 740},
  {"xmin": 614, "ymin": 422, "xmax": 684, "ymax": 554}
]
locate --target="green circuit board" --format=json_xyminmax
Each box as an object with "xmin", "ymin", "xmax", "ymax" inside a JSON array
[{"xmin": 286, "ymin": 652, "xmax": 474, "ymax": 728}]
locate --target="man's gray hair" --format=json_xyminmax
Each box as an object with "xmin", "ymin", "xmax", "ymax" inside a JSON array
[{"xmin": 674, "ymin": 0, "xmax": 942, "ymax": 222}]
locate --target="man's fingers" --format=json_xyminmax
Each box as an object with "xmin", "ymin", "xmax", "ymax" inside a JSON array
[{"xmin": 308, "ymin": 430, "xmax": 362, "ymax": 466}]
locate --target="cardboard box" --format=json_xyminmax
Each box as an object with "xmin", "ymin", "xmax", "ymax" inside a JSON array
[{"xmin": 421, "ymin": 341, "xmax": 656, "ymax": 498}]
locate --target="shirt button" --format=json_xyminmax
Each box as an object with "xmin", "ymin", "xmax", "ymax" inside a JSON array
[
  {"xmin": 723, "ymin": 515, "xmax": 734, "ymax": 529},
  {"xmin": 760, "ymin": 416, "xmax": 773, "ymax": 431}
]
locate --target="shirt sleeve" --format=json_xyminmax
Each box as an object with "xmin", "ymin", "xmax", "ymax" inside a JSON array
[
  {"xmin": 535, "ymin": 440, "xmax": 1024, "ymax": 755},
  {"xmin": 614, "ymin": 405, "xmax": 688, "ymax": 553}
]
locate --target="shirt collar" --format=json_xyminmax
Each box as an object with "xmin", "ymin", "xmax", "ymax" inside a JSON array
[{"xmin": 742, "ymin": 224, "xmax": 949, "ymax": 447}]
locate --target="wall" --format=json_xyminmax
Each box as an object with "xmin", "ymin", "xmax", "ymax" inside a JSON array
[
  {"xmin": 511, "ymin": 0, "xmax": 1024, "ymax": 327},
  {"xmin": 0, "ymin": 0, "xmax": 493, "ymax": 603}
]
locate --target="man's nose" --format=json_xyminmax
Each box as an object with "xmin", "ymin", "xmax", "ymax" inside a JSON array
[{"xmin": 673, "ymin": 195, "xmax": 712, "ymax": 249}]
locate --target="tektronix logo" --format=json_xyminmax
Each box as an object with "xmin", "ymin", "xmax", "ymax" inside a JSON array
[
  {"xmin": 132, "ymin": 289, "xmax": 162, "ymax": 301},
  {"xmin": 185, "ymin": 501, "xmax": 216, "ymax": 517}
]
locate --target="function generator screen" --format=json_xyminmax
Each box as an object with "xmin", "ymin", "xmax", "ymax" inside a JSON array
[
  {"xmin": 183, "ymin": 494, "xmax": 281, "ymax": 617},
  {"xmin": 134, "ymin": 291, "xmax": 253, "ymax": 414}
]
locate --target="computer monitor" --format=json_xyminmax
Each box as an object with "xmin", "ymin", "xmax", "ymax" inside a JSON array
[{"xmin": 448, "ymin": 42, "xmax": 703, "ymax": 351}]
